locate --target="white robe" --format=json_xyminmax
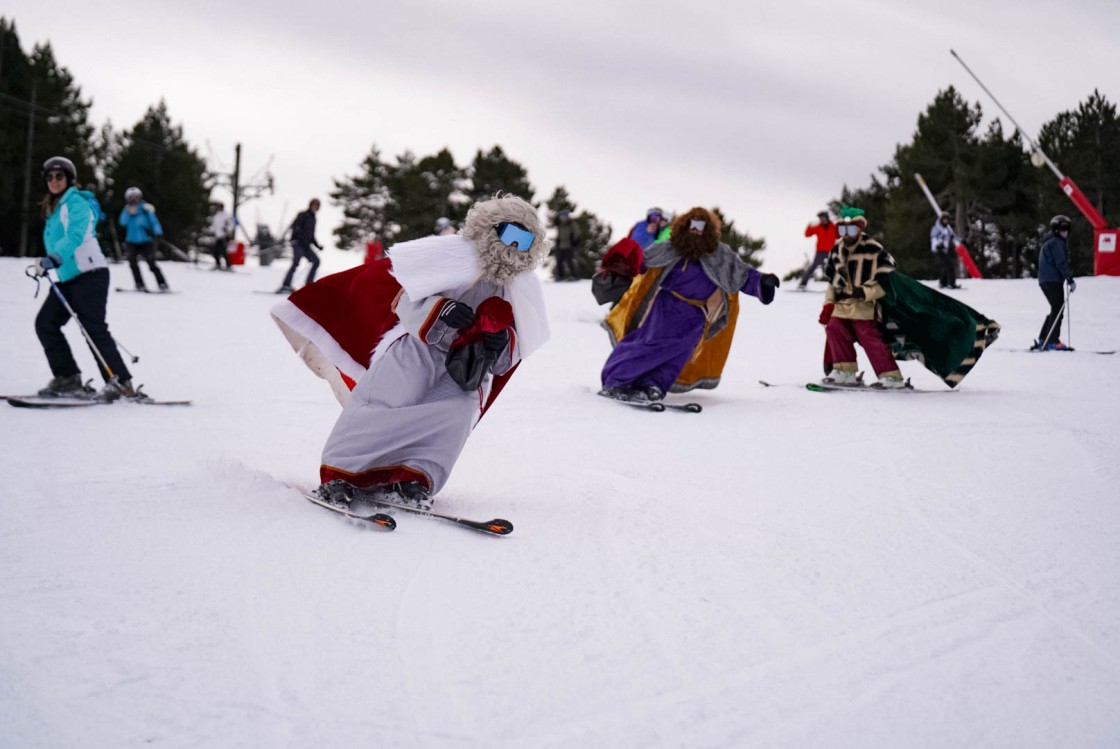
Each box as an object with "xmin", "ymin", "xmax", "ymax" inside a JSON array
[{"xmin": 271, "ymin": 235, "xmax": 549, "ymax": 494}]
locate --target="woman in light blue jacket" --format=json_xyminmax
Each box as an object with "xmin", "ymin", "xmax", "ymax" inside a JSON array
[{"xmin": 34, "ymin": 156, "xmax": 133, "ymax": 398}]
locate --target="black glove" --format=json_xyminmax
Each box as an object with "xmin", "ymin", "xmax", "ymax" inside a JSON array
[
  {"xmin": 439, "ymin": 300, "xmax": 475, "ymax": 329},
  {"xmin": 482, "ymin": 329, "xmax": 510, "ymax": 355},
  {"xmin": 760, "ymin": 273, "xmax": 780, "ymax": 305},
  {"xmin": 40, "ymin": 253, "xmax": 63, "ymax": 270}
]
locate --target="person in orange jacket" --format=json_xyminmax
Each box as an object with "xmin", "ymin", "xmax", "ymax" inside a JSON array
[{"xmin": 797, "ymin": 210, "xmax": 839, "ymax": 290}]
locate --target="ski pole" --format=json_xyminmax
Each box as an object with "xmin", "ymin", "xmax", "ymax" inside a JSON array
[
  {"xmin": 26, "ymin": 265, "xmax": 119, "ymax": 383},
  {"xmin": 1066, "ymin": 283, "xmax": 1072, "ymax": 349},
  {"xmin": 114, "ymin": 337, "xmax": 141, "ymax": 364}
]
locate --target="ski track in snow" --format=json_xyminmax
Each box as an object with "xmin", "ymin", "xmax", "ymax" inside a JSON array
[{"xmin": 2, "ymin": 257, "xmax": 1119, "ymax": 748}]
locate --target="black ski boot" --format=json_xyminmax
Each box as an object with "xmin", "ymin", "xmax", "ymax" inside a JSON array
[
  {"xmin": 38, "ymin": 374, "xmax": 92, "ymax": 398},
  {"xmin": 384, "ymin": 481, "xmax": 433, "ymax": 511},
  {"xmin": 315, "ymin": 479, "xmax": 358, "ymax": 507}
]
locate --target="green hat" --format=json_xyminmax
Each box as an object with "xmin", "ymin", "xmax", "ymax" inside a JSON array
[{"xmin": 838, "ymin": 205, "xmax": 867, "ymax": 225}]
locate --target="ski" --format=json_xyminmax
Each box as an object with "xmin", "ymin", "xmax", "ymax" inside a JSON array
[
  {"xmin": 6, "ymin": 393, "xmax": 191, "ymax": 408},
  {"xmin": 363, "ymin": 496, "xmax": 514, "ymax": 535},
  {"xmin": 1006, "ymin": 348, "xmax": 1116, "ymax": 355},
  {"xmin": 304, "ymin": 487, "xmax": 512, "ymax": 535},
  {"xmin": 114, "ymin": 287, "xmax": 179, "ymax": 294},
  {"xmin": 304, "ymin": 491, "xmax": 396, "ymax": 530},
  {"xmin": 596, "ymin": 389, "xmax": 702, "ymax": 413},
  {"xmin": 804, "ymin": 381, "xmax": 941, "ymax": 394}
]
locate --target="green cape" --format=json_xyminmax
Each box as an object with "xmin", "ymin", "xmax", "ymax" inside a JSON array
[{"xmin": 876, "ymin": 273, "xmax": 1000, "ymax": 388}]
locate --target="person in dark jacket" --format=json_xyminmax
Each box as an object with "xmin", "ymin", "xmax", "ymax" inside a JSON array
[
  {"xmin": 553, "ymin": 209, "xmax": 581, "ymax": 280},
  {"xmin": 1033, "ymin": 214, "xmax": 1076, "ymax": 351},
  {"xmin": 278, "ymin": 198, "xmax": 323, "ymax": 293}
]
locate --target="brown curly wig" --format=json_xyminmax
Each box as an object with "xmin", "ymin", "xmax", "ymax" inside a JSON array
[{"xmin": 669, "ymin": 207, "xmax": 721, "ymax": 261}]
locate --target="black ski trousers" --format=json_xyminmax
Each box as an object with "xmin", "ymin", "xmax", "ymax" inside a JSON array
[
  {"xmin": 126, "ymin": 241, "xmax": 168, "ymax": 289},
  {"xmin": 35, "ymin": 268, "xmax": 131, "ymax": 382},
  {"xmin": 282, "ymin": 242, "xmax": 320, "ymax": 288},
  {"xmin": 936, "ymin": 250, "xmax": 958, "ymax": 288},
  {"xmin": 1038, "ymin": 282, "xmax": 1066, "ymax": 346}
]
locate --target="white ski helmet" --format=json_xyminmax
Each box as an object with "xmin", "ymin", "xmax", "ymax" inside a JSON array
[{"xmin": 125, "ymin": 186, "xmax": 143, "ymax": 203}]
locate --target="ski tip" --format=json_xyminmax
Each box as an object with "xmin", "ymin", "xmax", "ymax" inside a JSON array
[
  {"xmin": 372, "ymin": 514, "xmax": 397, "ymax": 530},
  {"xmin": 758, "ymin": 380, "xmax": 772, "ymax": 387},
  {"xmin": 684, "ymin": 403, "xmax": 702, "ymax": 413},
  {"xmin": 484, "ymin": 519, "xmax": 514, "ymax": 535}
]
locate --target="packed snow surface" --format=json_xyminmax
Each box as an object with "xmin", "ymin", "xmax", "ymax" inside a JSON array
[{"xmin": 1, "ymin": 253, "xmax": 1118, "ymax": 748}]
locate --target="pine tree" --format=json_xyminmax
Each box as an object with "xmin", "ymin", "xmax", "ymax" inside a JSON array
[
  {"xmin": 0, "ymin": 22, "xmax": 97, "ymax": 256},
  {"xmin": 885, "ymin": 87, "xmax": 983, "ymax": 276},
  {"xmin": 714, "ymin": 208, "xmax": 766, "ymax": 267},
  {"xmin": 467, "ymin": 146, "xmax": 534, "ymax": 203},
  {"xmin": 106, "ymin": 101, "xmax": 209, "ymax": 253},
  {"xmin": 385, "ymin": 148, "xmax": 469, "ymax": 242},
  {"xmin": 330, "ymin": 145, "xmax": 393, "ymax": 250}
]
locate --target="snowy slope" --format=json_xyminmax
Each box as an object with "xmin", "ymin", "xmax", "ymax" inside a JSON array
[{"xmin": 1, "ymin": 254, "xmax": 1118, "ymax": 749}]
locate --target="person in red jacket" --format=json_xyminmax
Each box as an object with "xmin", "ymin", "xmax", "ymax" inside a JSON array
[{"xmin": 797, "ymin": 210, "xmax": 839, "ymax": 290}]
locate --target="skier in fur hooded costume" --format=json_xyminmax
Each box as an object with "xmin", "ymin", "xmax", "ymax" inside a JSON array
[
  {"xmin": 600, "ymin": 207, "xmax": 780, "ymax": 402},
  {"xmin": 818, "ymin": 206, "xmax": 1000, "ymax": 389},
  {"xmin": 271, "ymin": 194, "xmax": 551, "ymax": 507}
]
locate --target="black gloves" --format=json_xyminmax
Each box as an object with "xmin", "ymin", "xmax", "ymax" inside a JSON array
[
  {"xmin": 760, "ymin": 273, "xmax": 780, "ymax": 304},
  {"xmin": 439, "ymin": 300, "xmax": 476, "ymax": 329},
  {"xmin": 483, "ymin": 329, "xmax": 510, "ymax": 355}
]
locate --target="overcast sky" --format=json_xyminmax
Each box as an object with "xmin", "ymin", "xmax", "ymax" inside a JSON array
[{"xmin": 7, "ymin": 1, "xmax": 1119, "ymax": 271}]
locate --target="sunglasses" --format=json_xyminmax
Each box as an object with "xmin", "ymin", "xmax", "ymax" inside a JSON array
[
  {"xmin": 496, "ymin": 222, "xmax": 535, "ymax": 251},
  {"xmin": 45, "ymin": 171, "xmax": 68, "ymax": 183},
  {"xmin": 838, "ymin": 224, "xmax": 861, "ymax": 237},
  {"xmin": 689, "ymin": 219, "xmax": 706, "ymax": 232}
]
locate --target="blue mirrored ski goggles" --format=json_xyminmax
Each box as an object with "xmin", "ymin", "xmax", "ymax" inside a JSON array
[
  {"xmin": 496, "ymin": 222, "xmax": 535, "ymax": 251},
  {"xmin": 837, "ymin": 224, "xmax": 861, "ymax": 237}
]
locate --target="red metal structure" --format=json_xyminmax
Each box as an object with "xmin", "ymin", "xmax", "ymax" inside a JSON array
[{"xmin": 952, "ymin": 50, "xmax": 1119, "ymax": 276}]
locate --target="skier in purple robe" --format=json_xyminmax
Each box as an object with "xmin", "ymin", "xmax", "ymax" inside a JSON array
[{"xmin": 600, "ymin": 207, "xmax": 779, "ymax": 403}]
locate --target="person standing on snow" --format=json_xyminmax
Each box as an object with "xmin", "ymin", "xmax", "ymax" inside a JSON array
[
  {"xmin": 627, "ymin": 207, "xmax": 665, "ymax": 250},
  {"xmin": 277, "ymin": 198, "xmax": 323, "ymax": 293},
  {"xmin": 818, "ymin": 207, "xmax": 907, "ymax": 389},
  {"xmin": 552, "ymin": 209, "xmax": 581, "ymax": 280},
  {"xmin": 34, "ymin": 157, "xmax": 134, "ymax": 399},
  {"xmin": 1033, "ymin": 214, "xmax": 1076, "ymax": 351},
  {"xmin": 434, "ymin": 217, "xmax": 457, "ymax": 236},
  {"xmin": 797, "ymin": 210, "xmax": 838, "ymax": 290},
  {"xmin": 206, "ymin": 201, "xmax": 236, "ymax": 271},
  {"xmin": 600, "ymin": 206, "xmax": 780, "ymax": 403},
  {"xmin": 930, "ymin": 211, "xmax": 962, "ymax": 290},
  {"xmin": 119, "ymin": 186, "xmax": 169, "ymax": 292},
  {"xmin": 271, "ymin": 194, "xmax": 552, "ymax": 509}
]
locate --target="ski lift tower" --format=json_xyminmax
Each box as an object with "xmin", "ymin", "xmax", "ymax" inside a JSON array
[{"xmin": 951, "ymin": 50, "xmax": 1120, "ymax": 276}]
